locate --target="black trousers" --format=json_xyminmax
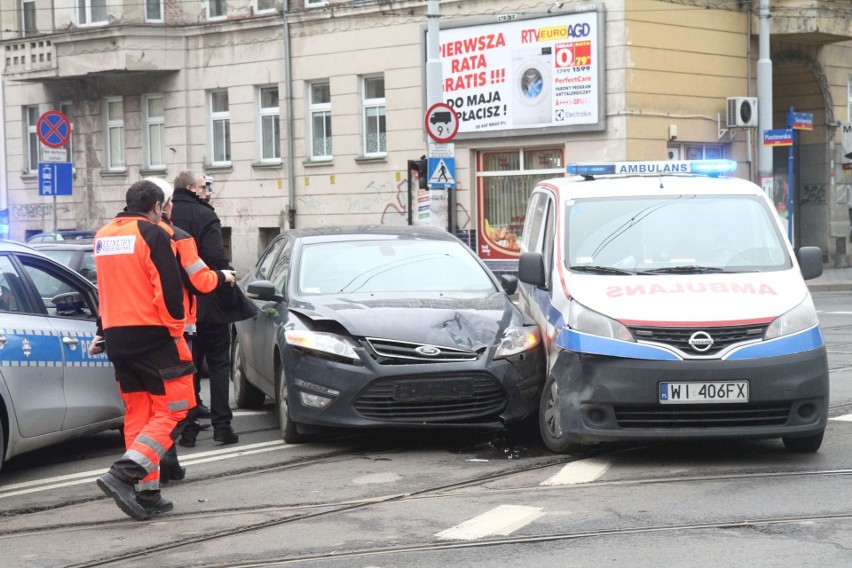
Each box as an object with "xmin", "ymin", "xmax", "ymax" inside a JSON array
[{"xmin": 192, "ymin": 322, "xmax": 233, "ymax": 430}]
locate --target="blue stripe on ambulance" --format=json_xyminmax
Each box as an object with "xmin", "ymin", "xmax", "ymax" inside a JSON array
[{"xmin": 725, "ymin": 325, "xmax": 824, "ymax": 360}]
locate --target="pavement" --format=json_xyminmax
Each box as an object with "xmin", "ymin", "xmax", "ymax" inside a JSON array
[{"xmin": 808, "ymin": 266, "xmax": 852, "ymax": 292}]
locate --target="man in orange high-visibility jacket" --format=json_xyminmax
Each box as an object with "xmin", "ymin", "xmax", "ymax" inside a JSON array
[
  {"xmin": 145, "ymin": 177, "xmax": 235, "ymax": 482},
  {"xmin": 90, "ymin": 179, "xmax": 195, "ymax": 521}
]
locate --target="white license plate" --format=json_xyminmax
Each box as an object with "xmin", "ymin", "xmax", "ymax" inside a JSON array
[{"xmin": 659, "ymin": 381, "xmax": 749, "ymax": 404}]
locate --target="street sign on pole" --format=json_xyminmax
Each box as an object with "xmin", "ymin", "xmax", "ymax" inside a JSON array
[
  {"xmin": 36, "ymin": 111, "xmax": 72, "ymax": 149},
  {"xmin": 38, "ymin": 162, "xmax": 73, "ymax": 196},
  {"xmin": 424, "ymin": 103, "xmax": 459, "ymax": 143},
  {"xmin": 427, "ymin": 157, "xmax": 455, "ymax": 188}
]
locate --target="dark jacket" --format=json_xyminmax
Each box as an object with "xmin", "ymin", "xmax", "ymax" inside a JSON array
[{"xmin": 170, "ymin": 187, "xmax": 233, "ymax": 324}]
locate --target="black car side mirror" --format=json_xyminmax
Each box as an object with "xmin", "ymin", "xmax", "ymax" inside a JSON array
[
  {"xmin": 796, "ymin": 246, "xmax": 823, "ymax": 281},
  {"xmin": 500, "ymin": 274, "xmax": 518, "ymax": 295},
  {"xmin": 246, "ymin": 279, "xmax": 284, "ymax": 303},
  {"xmin": 518, "ymin": 252, "xmax": 548, "ymax": 289}
]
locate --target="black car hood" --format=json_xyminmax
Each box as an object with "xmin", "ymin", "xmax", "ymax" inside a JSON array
[{"xmin": 288, "ymin": 292, "xmax": 522, "ymax": 352}]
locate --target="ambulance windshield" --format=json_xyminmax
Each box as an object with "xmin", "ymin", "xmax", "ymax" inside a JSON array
[{"xmin": 565, "ymin": 194, "xmax": 792, "ymax": 274}]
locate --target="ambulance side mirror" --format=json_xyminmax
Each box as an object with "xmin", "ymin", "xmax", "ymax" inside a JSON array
[
  {"xmin": 796, "ymin": 246, "xmax": 823, "ymax": 281},
  {"xmin": 518, "ymin": 252, "xmax": 548, "ymax": 289}
]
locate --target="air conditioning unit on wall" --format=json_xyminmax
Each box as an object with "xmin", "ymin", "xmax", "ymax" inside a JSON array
[{"xmin": 726, "ymin": 97, "xmax": 758, "ymax": 128}]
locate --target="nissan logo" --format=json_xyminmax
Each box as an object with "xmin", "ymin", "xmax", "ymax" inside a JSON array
[
  {"xmin": 415, "ymin": 345, "xmax": 441, "ymax": 357},
  {"xmin": 688, "ymin": 331, "xmax": 714, "ymax": 353}
]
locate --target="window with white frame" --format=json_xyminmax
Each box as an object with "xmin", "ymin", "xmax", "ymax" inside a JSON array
[
  {"xmin": 58, "ymin": 102, "xmax": 74, "ymax": 167},
  {"xmin": 306, "ymin": 0, "xmax": 328, "ymax": 6},
  {"xmin": 77, "ymin": 0, "xmax": 107, "ymax": 25},
  {"xmin": 255, "ymin": 0, "xmax": 275, "ymax": 13},
  {"xmin": 25, "ymin": 105, "xmax": 39, "ymax": 173},
  {"xmin": 848, "ymin": 76, "xmax": 852, "ymax": 120},
  {"xmin": 208, "ymin": 0, "xmax": 226, "ymax": 19},
  {"xmin": 143, "ymin": 94, "xmax": 165, "ymax": 169},
  {"xmin": 104, "ymin": 97, "xmax": 125, "ymax": 170},
  {"xmin": 362, "ymin": 75, "xmax": 386, "ymax": 156},
  {"xmin": 210, "ymin": 90, "xmax": 231, "ymax": 165},
  {"xmin": 22, "ymin": 0, "xmax": 36, "ymax": 36},
  {"xmin": 309, "ymin": 82, "xmax": 331, "ymax": 160},
  {"xmin": 257, "ymin": 86, "xmax": 280, "ymax": 162},
  {"xmin": 145, "ymin": 0, "xmax": 163, "ymax": 22}
]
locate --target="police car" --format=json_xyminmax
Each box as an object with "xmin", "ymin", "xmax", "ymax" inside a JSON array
[
  {"xmin": 518, "ymin": 160, "xmax": 828, "ymax": 453},
  {"xmin": 0, "ymin": 240, "xmax": 123, "ymax": 472}
]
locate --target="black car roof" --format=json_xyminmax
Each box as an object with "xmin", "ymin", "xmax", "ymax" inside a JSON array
[{"xmin": 285, "ymin": 225, "xmax": 458, "ymax": 242}]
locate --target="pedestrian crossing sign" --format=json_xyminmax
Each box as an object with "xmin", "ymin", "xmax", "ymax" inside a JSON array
[{"xmin": 428, "ymin": 157, "xmax": 455, "ymax": 188}]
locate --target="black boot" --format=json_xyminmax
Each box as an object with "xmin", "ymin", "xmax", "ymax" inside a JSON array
[{"xmin": 160, "ymin": 446, "xmax": 186, "ymax": 485}]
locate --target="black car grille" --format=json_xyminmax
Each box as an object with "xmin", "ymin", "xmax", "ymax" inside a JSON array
[
  {"xmin": 614, "ymin": 403, "xmax": 791, "ymax": 429},
  {"xmin": 364, "ymin": 337, "xmax": 480, "ymax": 364},
  {"xmin": 354, "ymin": 374, "xmax": 507, "ymax": 422},
  {"xmin": 628, "ymin": 324, "xmax": 768, "ymax": 356}
]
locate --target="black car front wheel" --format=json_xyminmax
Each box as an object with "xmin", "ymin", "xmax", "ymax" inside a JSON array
[
  {"xmin": 277, "ymin": 367, "xmax": 306, "ymax": 444},
  {"xmin": 231, "ymin": 333, "xmax": 265, "ymax": 409}
]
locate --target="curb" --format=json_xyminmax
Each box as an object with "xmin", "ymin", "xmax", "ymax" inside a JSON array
[{"xmin": 808, "ymin": 283, "xmax": 852, "ymax": 292}]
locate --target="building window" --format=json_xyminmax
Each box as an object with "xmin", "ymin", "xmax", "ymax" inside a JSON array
[
  {"xmin": 145, "ymin": 0, "xmax": 163, "ymax": 22},
  {"xmin": 104, "ymin": 97, "xmax": 125, "ymax": 170},
  {"xmin": 25, "ymin": 105, "xmax": 39, "ymax": 173},
  {"xmin": 475, "ymin": 147, "xmax": 564, "ymax": 260},
  {"xmin": 77, "ymin": 0, "xmax": 107, "ymax": 25},
  {"xmin": 22, "ymin": 0, "xmax": 36, "ymax": 36},
  {"xmin": 255, "ymin": 0, "xmax": 275, "ymax": 13},
  {"xmin": 208, "ymin": 0, "xmax": 226, "ymax": 19},
  {"xmin": 257, "ymin": 86, "xmax": 280, "ymax": 162},
  {"xmin": 362, "ymin": 75, "xmax": 386, "ymax": 156},
  {"xmin": 306, "ymin": 0, "xmax": 328, "ymax": 6},
  {"xmin": 143, "ymin": 94, "xmax": 165, "ymax": 169},
  {"xmin": 58, "ymin": 102, "xmax": 74, "ymax": 168},
  {"xmin": 210, "ymin": 90, "xmax": 231, "ymax": 165},
  {"xmin": 309, "ymin": 82, "xmax": 331, "ymax": 160},
  {"xmin": 848, "ymin": 76, "xmax": 852, "ymax": 120}
]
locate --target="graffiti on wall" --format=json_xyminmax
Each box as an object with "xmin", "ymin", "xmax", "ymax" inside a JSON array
[
  {"xmin": 800, "ymin": 184, "xmax": 826, "ymax": 205},
  {"xmin": 12, "ymin": 203, "xmax": 70, "ymax": 220}
]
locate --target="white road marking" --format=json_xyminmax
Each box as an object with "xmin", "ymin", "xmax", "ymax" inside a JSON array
[
  {"xmin": 817, "ymin": 311, "xmax": 852, "ymax": 315},
  {"xmin": 0, "ymin": 440, "xmax": 288, "ymax": 499},
  {"xmin": 830, "ymin": 414, "xmax": 852, "ymax": 422},
  {"xmin": 435, "ymin": 505, "xmax": 544, "ymax": 541},
  {"xmin": 541, "ymin": 458, "xmax": 610, "ymax": 486}
]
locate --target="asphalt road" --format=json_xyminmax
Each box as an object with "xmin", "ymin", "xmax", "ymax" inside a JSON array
[{"xmin": 1, "ymin": 291, "xmax": 851, "ymax": 567}]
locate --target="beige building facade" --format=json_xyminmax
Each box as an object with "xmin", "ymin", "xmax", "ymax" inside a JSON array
[{"xmin": 1, "ymin": 0, "xmax": 851, "ymax": 275}]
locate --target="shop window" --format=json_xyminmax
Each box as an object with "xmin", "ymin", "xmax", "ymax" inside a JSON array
[{"xmin": 476, "ymin": 147, "xmax": 564, "ymax": 260}]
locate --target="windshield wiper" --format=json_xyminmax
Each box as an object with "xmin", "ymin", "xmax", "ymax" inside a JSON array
[
  {"xmin": 570, "ymin": 265, "xmax": 635, "ymax": 275},
  {"xmin": 641, "ymin": 265, "xmax": 726, "ymax": 274}
]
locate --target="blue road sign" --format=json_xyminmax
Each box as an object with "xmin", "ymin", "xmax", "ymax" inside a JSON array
[
  {"xmin": 37, "ymin": 111, "xmax": 71, "ymax": 149},
  {"xmin": 38, "ymin": 162, "xmax": 73, "ymax": 196},
  {"xmin": 427, "ymin": 157, "xmax": 456, "ymax": 189}
]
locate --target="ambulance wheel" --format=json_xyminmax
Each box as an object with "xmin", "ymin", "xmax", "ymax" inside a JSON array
[
  {"xmin": 277, "ymin": 367, "xmax": 307, "ymax": 444},
  {"xmin": 782, "ymin": 431, "xmax": 824, "ymax": 453},
  {"xmin": 0, "ymin": 418, "xmax": 5, "ymax": 472},
  {"xmin": 231, "ymin": 334, "xmax": 265, "ymax": 409},
  {"xmin": 539, "ymin": 374, "xmax": 583, "ymax": 453}
]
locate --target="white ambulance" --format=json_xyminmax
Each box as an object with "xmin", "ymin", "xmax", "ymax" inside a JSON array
[{"xmin": 518, "ymin": 160, "xmax": 828, "ymax": 453}]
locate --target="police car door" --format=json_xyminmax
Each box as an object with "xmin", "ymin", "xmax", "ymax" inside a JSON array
[
  {"xmin": 0, "ymin": 253, "xmax": 66, "ymax": 437},
  {"xmin": 16, "ymin": 253, "xmax": 122, "ymax": 430}
]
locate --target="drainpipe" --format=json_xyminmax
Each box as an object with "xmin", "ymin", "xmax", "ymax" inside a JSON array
[
  {"xmin": 283, "ymin": 1, "xmax": 296, "ymax": 229},
  {"xmin": 0, "ymin": 75, "xmax": 7, "ymax": 216},
  {"xmin": 757, "ymin": 0, "xmax": 773, "ymax": 182}
]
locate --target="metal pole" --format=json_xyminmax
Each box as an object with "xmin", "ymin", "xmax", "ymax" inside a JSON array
[
  {"xmin": 787, "ymin": 107, "xmax": 794, "ymax": 245},
  {"xmin": 53, "ymin": 195, "xmax": 57, "ymax": 235},
  {"xmin": 757, "ymin": 0, "xmax": 773, "ymax": 181},
  {"xmin": 283, "ymin": 1, "xmax": 296, "ymax": 229},
  {"xmin": 426, "ymin": 1, "xmax": 442, "ymax": 108}
]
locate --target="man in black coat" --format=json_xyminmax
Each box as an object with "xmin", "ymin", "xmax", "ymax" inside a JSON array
[{"xmin": 170, "ymin": 170, "xmax": 239, "ymax": 446}]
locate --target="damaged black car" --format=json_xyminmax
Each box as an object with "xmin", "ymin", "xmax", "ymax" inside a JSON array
[{"xmin": 231, "ymin": 225, "xmax": 545, "ymax": 443}]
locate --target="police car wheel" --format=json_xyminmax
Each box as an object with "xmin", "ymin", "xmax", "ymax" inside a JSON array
[
  {"xmin": 782, "ymin": 431, "xmax": 824, "ymax": 453},
  {"xmin": 277, "ymin": 367, "xmax": 306, "ymax": 444},
  {"xmin": 539, "ymin": 375, "xmax": 583, "ymax": 454},
  {"xmin": 231, "ymin": 334, "xmax": 265, "ymax": 409}
]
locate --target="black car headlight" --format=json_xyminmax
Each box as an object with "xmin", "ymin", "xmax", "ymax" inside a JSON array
[
  {"xmin": 284, "ymin": 330, "xmax": 361, "ymax": 363},
  {"xmin": 495, "ymin": 326, "xmax": 541, "ymax": 359}
]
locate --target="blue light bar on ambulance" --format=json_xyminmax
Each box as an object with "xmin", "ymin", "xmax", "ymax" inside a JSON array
[{"xmin": 567, "ymin": 160, "xmax": 738, "ymax": 177}]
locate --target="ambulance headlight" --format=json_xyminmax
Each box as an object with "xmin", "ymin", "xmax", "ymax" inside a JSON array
[
  {"xmin": 568, "ymin": 299, "xmax": 635, "ymax": 342},
  {"xmin": 764, "ymin": 295, "xmax": 818, "ymax": 340}
]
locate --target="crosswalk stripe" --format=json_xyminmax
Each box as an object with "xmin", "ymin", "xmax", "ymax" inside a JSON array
[
  {"xmin": 541, "ymin": 457, "xmax": 610, "ymax": 486},
  {"xmin": 435, "ymin": 505, "xmax": 544, "ymax": 541},
  {"xmin": 830, "ymin": 414, "xmax": 852, "ymax": 422}
]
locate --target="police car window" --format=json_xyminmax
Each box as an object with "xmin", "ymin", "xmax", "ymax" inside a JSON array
[
  {"xmin": 80, "ymin": 251, "xmax": 97, "ymax": 284},
  {"xmin": 19, "ymin": 258, "xmax": 97, "ymax": 319},
  {"xmin": 0, "ymin": 256, "xmax": 32, "ymax": 313},
  {"xmin": 524, "ymin": 194, "xmax": 547, "ymax": 253},
  {"xmin": 256, "ymin": 238, "xmax": 285, "ymax": 280},
  {"xmin": 541, "ymin": 199, "xmax": 555, "ymax": 282}
]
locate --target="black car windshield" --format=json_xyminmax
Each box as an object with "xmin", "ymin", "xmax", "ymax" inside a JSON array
[
  {"xmin": 297, "ymin": 238, "xmax": 497, "ymax": 295},
  {"xmin": 565, "ymin": 194, "xmax": 791, "ymax": 274}
]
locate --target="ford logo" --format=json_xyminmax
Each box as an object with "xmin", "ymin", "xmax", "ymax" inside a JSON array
[
  {"xmin": 688, "ymin": 331, "xmax": 714, "ymax": 353},
  {"xmin": 415, "ymin": 345, "xmax": 441, "ymax": 357}
]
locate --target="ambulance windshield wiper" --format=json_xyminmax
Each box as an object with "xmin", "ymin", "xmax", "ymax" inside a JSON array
[
  {"xmin": 570, "ymin": 265, "xmax": 636, "ymax": 275},
  {"xmin": 641, "ymin": 265, "xmax": 726, "ymax": 274}
]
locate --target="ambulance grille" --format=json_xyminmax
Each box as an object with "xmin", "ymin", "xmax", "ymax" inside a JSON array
[
  {"xmin": 614, "ymin": 403, "xmax": 791, "ymax": 429},
  {"xmin": 628, "ymin": 324, "xmax": 768, "ymax": 356}
]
